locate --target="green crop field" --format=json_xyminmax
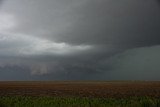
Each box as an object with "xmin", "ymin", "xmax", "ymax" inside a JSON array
[
  {"xmin": 0, "ymin": 96, "xmax": 160, "ymax": 107},
  {"xmin": 0, "ymin": 81, "xmax": 160, "ymax": 107}
]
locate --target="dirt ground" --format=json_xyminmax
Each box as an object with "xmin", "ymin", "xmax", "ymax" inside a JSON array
[{"xmin": 0, "ymin": 81, "xmax": 160, "ymax": 98}]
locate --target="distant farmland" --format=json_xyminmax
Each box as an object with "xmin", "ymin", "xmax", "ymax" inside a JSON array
[
  {"xmin": 0, "ymin": 81, "xmax": 160, "ymax": 98},
  {"xmin": 0, "ymin": 81, "xmax": 160, "ymax": 106}
]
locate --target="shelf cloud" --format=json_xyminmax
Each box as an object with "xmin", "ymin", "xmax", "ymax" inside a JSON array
[{"xmin": 0, "ymin": 0, "xmax": 160, "ymax": 80}]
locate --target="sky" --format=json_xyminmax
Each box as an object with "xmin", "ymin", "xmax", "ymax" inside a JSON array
[{"xmin": 0, "ymin": 0, "xmax": 160, "ymax": 80}]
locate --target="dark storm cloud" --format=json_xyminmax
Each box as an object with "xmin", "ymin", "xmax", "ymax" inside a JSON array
[
  {"xmin": 2, "ymin": 0, "xmax": 160, "ymax": 47},
  {"xmin": 0, "ymin": 0, "xmax": 160, "ymax": 80},
  {"xmin": 2, "ymin": 0, "xmax": 159, "ymax": 55},
  {"xmin": 58, "ymin": 0, "xmax": 160, "ymax": 48},
  {"xmin": 0, "ymin": 0, "xmax": 3, "ymax": 4},
  {"xmin": 102, "ymin": 46, "xmax": 160, "ymax": 80},
  {"xmin": 0, "ymin": 0, "xmax": 3, "ymax": 9},
  {"xmin": 44, "ymin": 0, "xmax": 160, "ymax": 48}
]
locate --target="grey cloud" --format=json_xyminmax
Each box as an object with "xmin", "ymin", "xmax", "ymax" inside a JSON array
[
  {"xmin": 0, "ymin": 0, "xmax": 160, "ymax": 80},
  {"xmin": 0, "ymin": 55, "xmax": 101, "ymax": 80},
  {"xmin": 1, "ymin": 0, "xmax": 160, "ymax": 48},
  {"xmin": 103, "ymin": 45, "xmax": 160, "ymax": 80},
  {"xmin": 1, "ymin": 0, "xmax": 159, "ymax": 60},
  {"xmin": 0, "ymin": 0, "xmax": 3, "ymax": 6},
  {"xmin": 1, "ymin": 0, "xmax": 160, "ymax": 47},
  {"xmin": 62, "ymin": 0, "xmax": 160, "ymax": 47},
  {"xmin": 1, "ymin": 45, "xmax": 160, "ymax": 80}
]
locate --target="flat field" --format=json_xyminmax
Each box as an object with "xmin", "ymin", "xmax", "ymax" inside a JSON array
[
  {"xmin": 0, "ymin": 81, "xmax": 160, "ymax": 98},
  {"xmin": 0, "ymin": 81, "xmax": 160, "ymax": 107}
]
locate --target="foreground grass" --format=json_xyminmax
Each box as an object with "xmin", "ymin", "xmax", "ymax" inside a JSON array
[{"xmin": 0, "ymin": 96, "xmax": 160, "ymax": 107}]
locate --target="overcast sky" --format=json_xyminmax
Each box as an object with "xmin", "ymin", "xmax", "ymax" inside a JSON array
[{"xmin": 0, "ymin": 0, "xmax": 160, "ymax": 80}]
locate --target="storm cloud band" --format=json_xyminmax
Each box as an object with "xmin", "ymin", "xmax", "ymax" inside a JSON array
[{"xmin": 0, "ymin": 0, "xmax": 160, "ymax": 80}]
